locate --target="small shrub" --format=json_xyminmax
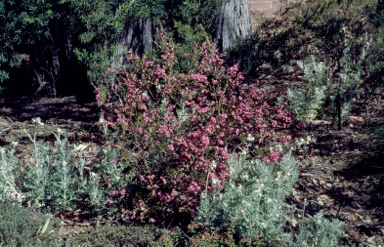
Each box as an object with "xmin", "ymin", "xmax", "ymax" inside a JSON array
[
  {"xmin": 0, "ymin": 146, "xmax": 23, "ymax": 203},
  {"xmin": 294, "ymin": 213, "xmax": 345, "ymax": 247},
  {"xmin": 23, "ymin": 130, "xmax": 88, "ymax": 211},
  {"xmin": 195, "ymin": 149, "xmax": 299, "ymax": 243},
  {"xmin": 14, "ymin": 125, "xmax": 132, "ymax": 214},
  {"xmin": 287, "ymin": 56, "xmax": 328, "ymax": 122},
  {"xmin": 195, "ymin": 148, "xmax": 345, "ymax": 246}
]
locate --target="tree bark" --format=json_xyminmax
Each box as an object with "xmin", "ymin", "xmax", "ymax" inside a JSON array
[
  {"xmin": 215, "ymin": 0, "xmax": 252, "ymax": 52},
  {"xmin": 30, "ymin": 25, "xmax": 60, "ymax": 97},
  {"xmin": 111, "ymin": 17, "xmax": 154, "ymax": 69}
]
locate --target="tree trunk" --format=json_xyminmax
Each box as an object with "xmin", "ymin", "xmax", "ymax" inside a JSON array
[
  {"xmin": 30, "ymin": 25, "xmax": 60, "ymax": 97},
  {"xmin": 215, "ymin": 0, "xmax": 252, "ymax": 52},
  {"xmin": 111, "ymin": 17, "xmax": 154, "ymax": 69}
]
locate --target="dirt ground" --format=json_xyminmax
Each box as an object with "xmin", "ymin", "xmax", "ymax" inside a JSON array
[{"xmin": 0, "ymin": 95, "xmax": 383, "ymax": 246}]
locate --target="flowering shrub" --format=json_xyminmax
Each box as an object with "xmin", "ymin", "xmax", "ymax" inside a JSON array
[{"xmin": 97, "ymin": 33, "xmax": 294, "ymax": 221}]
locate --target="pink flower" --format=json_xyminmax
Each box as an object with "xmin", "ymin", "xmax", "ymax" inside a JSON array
[
  {"xmin": 97, "ymin": 34, "xmax": 295, "ymax": 217},
  {"xmin": 262, "ymin": 157, "xmax": 270, "ymax": 164},
  {"xmin": 270, "ymin": 150, "xmax": 280, "ymax": 163},
  {"xmin": 111, "ymin": 190, "xmax": 119, "ymax": 196},
  {"xmin": 139, "ymin": 175, "xmax": 147, "ymax": 182},
  {"xmin": 280, "ymin": 135, "xmax": 292, "ymax": 143},
  {"xmin": 168, "ymin": 144, "xmax": 175, "ymax": 151},
  {"xmin": 160, "ymin": 176, "xmax": 167, "ymax": 185},
  {"xmin": 149, "ymin": 218, "xmax": 156, "ymax": 223},
  {"xmin": 107, "ymin": 68, "xmax": 116, "ymax": 73}
]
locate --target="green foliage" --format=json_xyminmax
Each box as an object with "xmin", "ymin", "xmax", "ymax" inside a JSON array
[
  {"xmin": 195, "ymin": 150, "xmax": 299, "ymax": 243},
  {"xmin": 0, "ymin": 0, "xmax": 60, "ymax": 83},
  {"xmin": 57, "ymin": 0, "xmax": 225, "ymax": 91},
  {"xmin": 186, "ymin": 222, "xmax": 261, "ymax": 247},
  {"xmin": 68, "ymin": 224, "xmax": 182, "ymax": 247},
  {"xmin": 229, "ymin": 0, "xmax": 384, "ymax": 123},
  {"xmin": 365, "ymin": 1, "xmax": 384, "ymax": 90},
  {"xmin": 165, "ymin": 0, "xmax": 223, "ymax": 41},
  {"xmin": 0, "ymin": 0, "xmax": 222, "ymax": 94},
  {"xmin": 0, "ymin": 203, "xmax": 62, "ymax": 246}
]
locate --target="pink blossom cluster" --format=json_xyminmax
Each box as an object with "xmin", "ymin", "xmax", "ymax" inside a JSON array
[{"xmin": 97, "ymin": 33, "xmax": 294, "ymax": 220}]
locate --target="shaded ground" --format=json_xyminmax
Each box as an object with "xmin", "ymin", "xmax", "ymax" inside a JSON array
[
  {"xmin": 0, "ymin": 96, "xmax": 100, "ymax": 145},
  {"xmin": 0, "ymin": 95, "xmax": 383, "ymax": 246}
]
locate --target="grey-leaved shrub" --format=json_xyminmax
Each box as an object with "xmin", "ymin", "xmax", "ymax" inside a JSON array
[
  {"xmin": 23, "ymin": 140, "xmax": 55, "ymax": 208},
  {"xmin": 287, "ymin": 56, "xmax": 328, "ymax": 122},
  {"xmin": 195, "ymin": 149, "xmax": 299, "ymax": 243},
  {"xmin": 287, "ymin": 24, "xmax": 371, "ymax": 124},
  {"xmin": 294, "ymin": 213, "xmax": 345, "ymax": 247},
  {"xmin": 0, "ymin": 147, "xmax": 23, "ymax": 203},
  {"xmin": 195, "ymin": 148, "xmax": 345, "ymax": 246},
  {"xmin": 47, "ymin": 131, "xmax": 78, "ymax": 210},
  {"xmin": 21, "ymin": 126, "xmax": 128, "ymax": 213}
]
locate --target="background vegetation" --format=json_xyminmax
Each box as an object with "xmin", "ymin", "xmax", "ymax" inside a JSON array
[{"xmin": 0, "ymin": 0, "xmax": 223, "ymax": 97}]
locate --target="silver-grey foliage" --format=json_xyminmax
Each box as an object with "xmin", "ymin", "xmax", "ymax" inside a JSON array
[
  {"xmin": 196, "ymin": 149, "xmax": 299, "ymax": 242},
  {"xmin": 294, "ymin": 213, "xmax": 345, "ymax": 247},
  {"xmin": 195, "ymin": 149, "xmax": 345, "ymax": 246},
  {"xmin": 0, "ymin": 126, "xmax": 127, "ymax": 213},
  {"xmin": 0, "ymin": 147, "xmax": 23, "ymax": 203}
]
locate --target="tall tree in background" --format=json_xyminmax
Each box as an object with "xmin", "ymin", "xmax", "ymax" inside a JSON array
[
  {"xmin": 0, "ymin": 0, "xmax": 65, "ymax": 96},
  {"xmin": 0, "ymin": 0, "xmax": 252, "ymax": 99},
  {"xmin": 215, "ymin": 0, "xmax": 251, "ymax": 52}
]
